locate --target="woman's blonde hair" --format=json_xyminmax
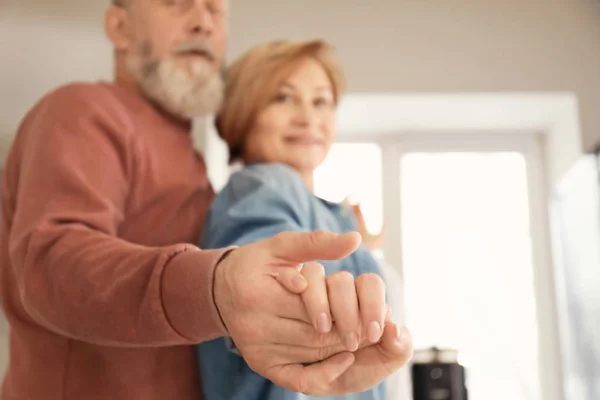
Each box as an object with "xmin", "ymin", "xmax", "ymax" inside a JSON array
[{"xmin": 216, "ymin": 39, "xmax": 346, "ymax": 163}]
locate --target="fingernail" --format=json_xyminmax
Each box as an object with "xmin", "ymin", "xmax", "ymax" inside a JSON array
[
  {"xmin": 316, "ymin": 313, "xmax": 331, "ymax": 333},
  {"xmin": 396, "ymin": 325, "xmax": 405, "ymax": 344},
  {"xmin": 292, "ymin": 275, "xmax": 306, "ymax": 290},
  {"xmin": 368, "ymin": 321, "xmax": 381, "ymax": 343},
  {"xmin": 344, "ymin": 333, "xmax": 358, "ymax": 351}
]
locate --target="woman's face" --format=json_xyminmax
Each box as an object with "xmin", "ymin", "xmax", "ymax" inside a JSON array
[{"xmin": 242, "ymin": 58, "xmax": 337, "ymax": 174}]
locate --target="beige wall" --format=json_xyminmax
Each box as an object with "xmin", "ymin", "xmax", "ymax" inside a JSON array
[
  {"xmin": 1, "ymin": 0, "xmax": 600, "ymax": 175},
  {"xmin": 0, "ymin": 136, "xmax": 15, "ymax": 166},
  {"xmin": 227, "ymin": 1, "xmax": 600, "ymax": 154}
]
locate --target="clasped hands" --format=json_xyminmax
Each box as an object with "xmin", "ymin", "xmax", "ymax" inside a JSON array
[{"xmin": 214, "ymin": 230, "xmax": 413, "ymax": 397}]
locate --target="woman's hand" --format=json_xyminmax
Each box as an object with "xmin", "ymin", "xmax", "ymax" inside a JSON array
[
  {"xmin": 274, "ymin": 261, "xmax": 413, "ymax": 396},
  {"xmin": 343, "ymin": 198, "xmax": 385, "ymax": 250}
]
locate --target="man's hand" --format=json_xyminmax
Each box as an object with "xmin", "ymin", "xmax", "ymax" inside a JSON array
[{"xmin": 213, "ymin": 230, "xmax": 364, "ymax": 392}]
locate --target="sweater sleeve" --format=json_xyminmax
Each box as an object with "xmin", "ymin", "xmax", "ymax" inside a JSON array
[{"xmin": 7, "ymin": 85, "xmax": 229, "ymax": 347}]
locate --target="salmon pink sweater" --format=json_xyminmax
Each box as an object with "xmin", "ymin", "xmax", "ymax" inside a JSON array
[{"xmin": 0, "ymin": 82, "xmax": 229, "ymax": 400}]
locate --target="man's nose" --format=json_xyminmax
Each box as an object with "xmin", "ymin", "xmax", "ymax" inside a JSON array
[{"xmin": 186, "ymin": 1, "xmax": 215, "ymax": 35}]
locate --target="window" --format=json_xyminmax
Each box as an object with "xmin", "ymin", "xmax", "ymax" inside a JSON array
[
  {"xmin": 399, "ymin": 151, "xmax": 541, "ymax": 400},
  {"xmin": 315, "ymin": 141, "xmax": 550, "ymax": 400}
]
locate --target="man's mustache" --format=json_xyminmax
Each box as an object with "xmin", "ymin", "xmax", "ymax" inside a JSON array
[{"xmin": 172, "ymin": 38, "xmax": 218, "ymax": 61}]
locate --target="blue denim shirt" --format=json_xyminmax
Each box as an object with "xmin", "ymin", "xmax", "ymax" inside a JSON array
[{"xmin": 198, "ymin": 163, "xmax": 386, "ymax": 400}]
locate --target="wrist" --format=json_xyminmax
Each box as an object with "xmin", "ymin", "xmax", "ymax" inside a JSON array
[
  {"xmin": 161, "ymin": 246, "xmax": 232, "ymax": 341},
  {"xmin": 212, "ymin": 248, "xmax": 236, "ymax": 333}
]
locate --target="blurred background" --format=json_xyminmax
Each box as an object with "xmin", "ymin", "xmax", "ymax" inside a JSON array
[{"xmin": 1, "ymin": 1, "xmax": 599, "ymax": 399}]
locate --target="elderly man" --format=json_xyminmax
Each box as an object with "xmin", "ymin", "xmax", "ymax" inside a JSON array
[{"xmin": 0, "ymin": 1, "xmax": 412, "ymax": 399}]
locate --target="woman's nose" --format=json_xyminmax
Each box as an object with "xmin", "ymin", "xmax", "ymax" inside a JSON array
[{"xmin": 292, "ymin": 103, "xmax": 317, "ymax": 127}]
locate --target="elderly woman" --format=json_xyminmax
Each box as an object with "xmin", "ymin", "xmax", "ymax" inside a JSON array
[{"xmin": 198, "ymin": 40, "xmax": 391, "ymax": 400}]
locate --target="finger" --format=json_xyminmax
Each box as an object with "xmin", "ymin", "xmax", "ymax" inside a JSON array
[
  {"xmin": 272, "ymin": 268, "xmax": 308, "ymax": 294},
  {"xmin": 327, "ymin": 271, "xmax": 361, "ymax": 351},
  {"xmin": 385, "ymin": 305, "xmax": 392, "ymax": 322},
  {"xmin": 269, "ymin": 352, "xmax": 355, "ymax": 396},
  {"xmin": 372, "ymin": 230, "xmax": 384, "ymax": 242},
  {"xmin": 270, "ymin": 320, "xmax": 376, "ymax": 360},
  {"xmin": 266, "ymin": 318, "xmax": 342, "ymax": 349},
  {"xmin": 356, "ymin": 273, "xmax": 386, "ymax": 343},
  {"xmin": 352, "ymin": 204, "xmax": 367, "ymax": 226},
  {"xmin": 267, "ymin": 230, "xmax": 362, "ymax": 262},
  {"xmin": 379, "ymin": 323, "xmax": 414, "ymax": 365},
  {"xmin": 264, "ymin": 279, "xmax": 311, "ymax": 322},
  {"xmin": 267, "ymin": 341, "xmax": 351, "ymax": 365},
  {"xmin": 301, "ymin": 262, "xmax": 332, "ymax": 333},
  {"xmin": 338, "ymin": 323, "xmax": 413, "ymax": 394}
]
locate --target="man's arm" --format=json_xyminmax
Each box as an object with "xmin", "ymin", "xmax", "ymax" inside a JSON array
[{"xmin": 8, "ymin": 85, "xmax": 229, "ymax": 347}]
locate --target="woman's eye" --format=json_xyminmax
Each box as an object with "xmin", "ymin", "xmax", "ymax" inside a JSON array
[
  {"xmin": 314, "ymin": 97, "xmax": 332, "ymax": 107},
  {"xmin": 274, "ymin": 93, "xmax": 293, "ymax": 103}
]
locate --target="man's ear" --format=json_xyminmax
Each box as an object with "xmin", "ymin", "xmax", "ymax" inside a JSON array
[{"xmin": 104, "ymin": 5, "xmax": 133, "ymax": 51}]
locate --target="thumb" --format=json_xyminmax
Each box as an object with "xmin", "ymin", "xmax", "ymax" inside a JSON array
[
  {"xmin": 270, "ymin": 351, "xmax": 355, "ymax": 395},
  {"xmin": 267, "ymin": 230, "xmax": 362, "ymax": 263},
  {"xmin": 379, "ymin": 323, "xmax": 413, "ymax": 366},
  {"xmin": 270, "ymin": 267, "xmax": 308, "ymax": 294}
]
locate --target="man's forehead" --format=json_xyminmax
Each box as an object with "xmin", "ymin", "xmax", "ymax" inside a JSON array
[{"xmin": 122, "ymin": 0, "xmax": 229, "ymax": 8}]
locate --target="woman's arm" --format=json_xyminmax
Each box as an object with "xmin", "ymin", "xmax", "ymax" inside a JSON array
[
  {"xmin": 202, "ymin": 163, "xmax": 384, "ymax": 282},
  {"xmin": 198, "ymin": 163, "xmax": 389, "ymax": 400},
  {"xmin": 201, "ymin": 163, "xmax": 311, "ymax": 250}
]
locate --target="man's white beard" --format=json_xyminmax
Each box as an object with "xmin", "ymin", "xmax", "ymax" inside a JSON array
[{"xmin": 126, "ymin": 44, "xmax": 224, "ymax": 120}]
